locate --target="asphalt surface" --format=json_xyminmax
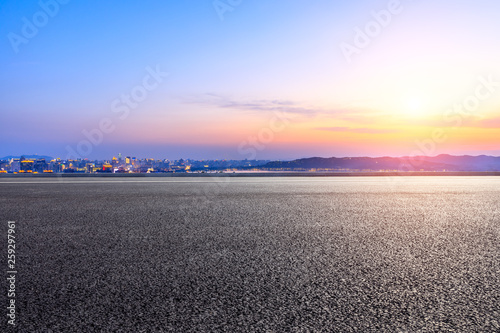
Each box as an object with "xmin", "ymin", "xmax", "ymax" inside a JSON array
[{"xmin": 0, "ymin": 177, "xmax": 499, "ymax": 332}]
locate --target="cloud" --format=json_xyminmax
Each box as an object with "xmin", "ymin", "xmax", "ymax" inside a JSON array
[
  {"xmin": 468, "ymin": 117, "xmax": 500, "ymax": 129},
  {"xmin": 416, "ymin": 115, "xmax": 500, "ymax": 129},
  {"xmin": 315, "ymin": 127, "xmax": 399, "ymax": 134},
  {"xmin": 182, "ymin": 93, "xmax": 350, "ymax": 117}
]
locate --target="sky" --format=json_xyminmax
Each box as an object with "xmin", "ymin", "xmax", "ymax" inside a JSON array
[{"xmin": 1, "ymin": 0, "xmax": 500, "ymax": 160}]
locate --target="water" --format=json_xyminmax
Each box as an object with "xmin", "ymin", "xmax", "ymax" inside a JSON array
[{"xmin": 1, "ymin": 177, "xmax": 499, "ymax": 331}]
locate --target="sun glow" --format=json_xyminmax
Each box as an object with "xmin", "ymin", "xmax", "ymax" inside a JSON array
[
  {"xmin": 407, "ymin": 97, "xmax": 422, "ymax": 112},
  {"xmin": 400, "ymin": 94, "xmax": 430, "ymax": 118}
]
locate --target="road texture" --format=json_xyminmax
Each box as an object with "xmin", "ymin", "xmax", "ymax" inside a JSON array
[{"xmin": 0, "ymin": 177, "xmax": 499, "ymax": 332}]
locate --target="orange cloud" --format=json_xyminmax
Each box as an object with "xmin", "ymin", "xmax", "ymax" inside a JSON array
[{"xmin": 315, "ymin": 127, "xmax": 400, "ymax": 134}]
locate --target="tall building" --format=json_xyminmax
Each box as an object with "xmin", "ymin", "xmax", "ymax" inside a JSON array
[{"xmin": 10, "ymin": 158, "xmax": 20, "ymax": 172}]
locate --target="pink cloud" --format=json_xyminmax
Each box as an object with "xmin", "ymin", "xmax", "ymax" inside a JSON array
[{"xmin": 315, "ymin": 127, "xmax": 399, "ymax": 134}]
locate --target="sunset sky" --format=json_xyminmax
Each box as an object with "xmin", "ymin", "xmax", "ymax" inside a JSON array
[{"xmin": 1, "ymin": 0, "xmax": 500, "ymax": 160}]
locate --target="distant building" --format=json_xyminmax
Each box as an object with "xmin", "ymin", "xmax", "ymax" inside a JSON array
[
  {"xmin": 101, "ymin": 164, "xmax": 113, "ymax": 173},
  {"xmin": 49, "ymin": 160, "xmax": 62, "ymax": 173},
  {"xmin": 10, "ymin": 158, "xmax": 20, "ymax": 172},
  {"xmin": 33, "ymin": 159, "xmax": 48, "ymax": 173},
  {"xmin": 20, "ymin": 159, "xmax": 34, "ymax": 172}
]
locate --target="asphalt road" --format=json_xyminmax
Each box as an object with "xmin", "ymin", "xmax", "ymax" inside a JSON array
[{"xmin": 1, "ymin": 177, "xmax": 499, "ymax": 332}]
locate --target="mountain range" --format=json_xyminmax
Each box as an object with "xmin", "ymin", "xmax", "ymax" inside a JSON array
[
  {"xmin": 261, "ymin": 154, "xmax": 500, "ymax": 172},
  {"xmin": 0, "ymin": 155, "xmax": 54, "ymax": 161}
]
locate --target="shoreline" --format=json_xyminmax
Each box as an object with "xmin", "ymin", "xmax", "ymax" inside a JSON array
[{"xmin": 1, "ymin": 171, "xmax": 500, "ymax": 178}]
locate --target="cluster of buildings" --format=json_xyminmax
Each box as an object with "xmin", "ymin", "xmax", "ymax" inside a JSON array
[{"xmin": 0, "ymin": 155, "xmax": 270, "ymax": 174}]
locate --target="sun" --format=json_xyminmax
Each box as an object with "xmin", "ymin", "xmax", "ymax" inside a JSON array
[
  {"xmin": 401, "ymin": 95, "xmax": 427, "ymax": 117},
  {"xmin": 407, "ymin": 98, "xmax": 422, "ymax": 112}
]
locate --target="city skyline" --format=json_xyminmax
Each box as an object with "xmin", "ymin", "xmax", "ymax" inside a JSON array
[
  {"xmin": 2, "ymin": 153, "xmax": 500, "ymax": 175},
  {"xmin": 2, "ymin": 0, "xmax": 500, "ymax": 160}
]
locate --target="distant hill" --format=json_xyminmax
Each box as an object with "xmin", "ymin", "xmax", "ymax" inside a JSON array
[
  {"xmin": 261, "ymin": 154, "xmax": 500, "ymax": 172},
  {"xmin": 0, "ymin": 155, "xmax": 53, "ymax": 161},
  {"xmin": 418, "ymin": 154, "xmax": 500, "ymax": 171}
]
